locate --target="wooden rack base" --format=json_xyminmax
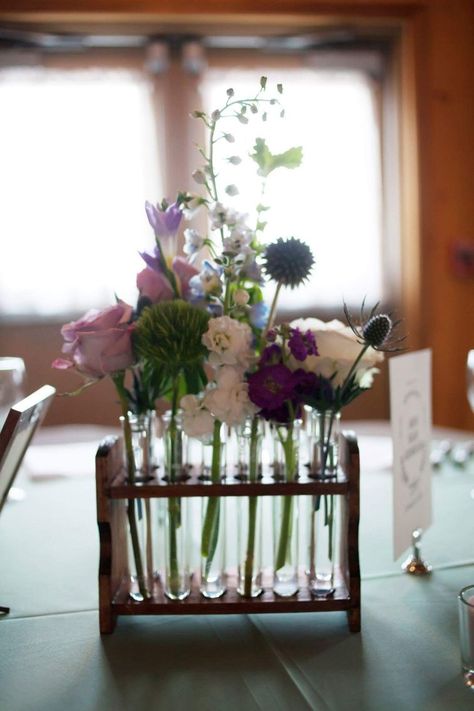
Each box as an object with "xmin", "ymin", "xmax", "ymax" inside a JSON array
[{"xmin": 96, "ymin": 432, "xmax": 361, "ymax": 634}]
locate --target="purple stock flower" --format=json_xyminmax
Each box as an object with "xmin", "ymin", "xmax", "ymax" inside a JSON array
[
  {"xmin": 248, "ymin": 364, "xmax": 296, "ymax": 411},
  {"xmin": 288, "ymin": 327, "xmax": 319, "ymax": 361},
  {"xmin": 259, "ymin": 343, "xmax": 283, "ymax": 366}
]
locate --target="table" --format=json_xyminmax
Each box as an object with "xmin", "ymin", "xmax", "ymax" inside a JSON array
[{"xmin": 1, "ymin": 424, "xmax": 473, "ymax": 711}]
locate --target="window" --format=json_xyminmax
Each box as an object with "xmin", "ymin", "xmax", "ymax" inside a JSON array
[
  {"xmin": 0, "ymin": 44, "xmax": 391, "ymax": 319},
  {"xmin": 0, "ymin": 65, "xmax": 160, "ymax": 317},
  {"xmin": 201, "ymin": 66, "xmax": 383, "ymax": 311}
]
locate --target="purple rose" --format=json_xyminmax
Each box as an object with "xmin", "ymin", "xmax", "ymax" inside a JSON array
[
  {"xmin": 52, "ymin": 303, "xmax": 135, "ymax": 379},
  {"xmin": 288, "ymin": 328, "xmax": 319, "ymax": 361}
]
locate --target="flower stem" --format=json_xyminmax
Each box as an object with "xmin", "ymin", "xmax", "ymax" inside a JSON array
[
  {"xmin": 265, "ymin": 281, "xmax": 282, "ymax": 335},
  {"xmin": 201, "ymin": 420, "xmax": 222, "ymax": 560},
  {"xmin": 167, "ymin": 379, "xmax": 182, "ymax": 597},
  {"xmin": 275, "ymin": 423, "xmax": 296, "ymax": 571},
  {"xmin": 113, "ymin": 374, "xmax": 150, "ymax": 600},
  {"xmin": 243, "ymin": 416, "xmax": 259, "ymax": 597}
]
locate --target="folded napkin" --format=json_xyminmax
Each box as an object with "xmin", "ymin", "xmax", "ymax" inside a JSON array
[{"xmin": 25, "ymin": 425, "xmax": 120, "ymax": 479}]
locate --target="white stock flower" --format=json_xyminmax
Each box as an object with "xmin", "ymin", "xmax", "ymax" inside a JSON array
[
  {"xmin": 180, "ymin": 394, "xmax": 214, "ymax": 438},
  {"xmin": 203, "ymin": 365, "xmax": 255, "ymax": 426},
  {"xmin": 202, "ymin": 316, "xmax": 253, "ymax": 368},
  {"xmin": 289, "ymin": 318, "xmax": 384, "ymax": 388}
]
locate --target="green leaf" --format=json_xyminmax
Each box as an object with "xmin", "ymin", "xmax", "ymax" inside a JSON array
[{"xmin": 250, "ymin": 138, "xmax": 303, "ymax": 177}]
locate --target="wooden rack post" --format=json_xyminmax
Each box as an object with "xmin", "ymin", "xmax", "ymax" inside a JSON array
[{"xmin": 96, "ymin": 432, "xmax": 360, "ymax": 634}]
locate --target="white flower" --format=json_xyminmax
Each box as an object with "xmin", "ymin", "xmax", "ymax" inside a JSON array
[
  {"xmin": 209, "ymin": 202, "xmax": 247, "ymax": 231},
  {"xmin": 202, "ymin": 316, "xmax": 253, "ymax": 368},
  {"xmin": 289, "ymin": 317, "xmax": 384, "ymax": 388},
  {"xmin": 233, "ymin": 289, "xmax": 250, "ymax": 306},
  {"xmin": 203, "ymin": 365, "xmax": 256, "ymax": 426},
  {"xmin": 180, "ymin": 394, "xmax": 214, "ymax": 438},
  {"xmin": 183, "ymin": 228, "xmax": 205, "ymax": 256}
]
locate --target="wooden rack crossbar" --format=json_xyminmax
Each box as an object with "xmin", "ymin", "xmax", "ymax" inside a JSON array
[{"xmin": 96, "ymin": 431, "xmax": 361, "ymax": 634}]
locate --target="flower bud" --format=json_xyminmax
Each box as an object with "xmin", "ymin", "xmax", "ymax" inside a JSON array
[
  {"xmin": 192, "ymin": 169, "xmax": 206, "ymax": 185},
  {"xmin": 233, "ymin": 289, "xmax": 250, "ymax": 306},
  {"xmin": 225, "ymin": 184, "xmax": 239, "ymax": 197}
]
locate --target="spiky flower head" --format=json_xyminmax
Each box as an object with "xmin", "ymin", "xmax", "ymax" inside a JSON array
[
  {"xmin": 263, "ymin": 237, "xmax": 314, "ymax": 289},
  {"xmin": 362, "ymin": 314, "xmax": 392, "ymax": 348},
  {"xmin": 344, "ymin": 300, "xmax": 405, "ymax": 352},
  {"xmin": 134, "ymin": 300, "xmax": 210, "ymax": 375}
]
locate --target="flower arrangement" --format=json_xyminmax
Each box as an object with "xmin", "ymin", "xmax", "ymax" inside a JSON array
[{"xmin": 53, "ymin": 77, "xmax": 399, "ymax": 601}]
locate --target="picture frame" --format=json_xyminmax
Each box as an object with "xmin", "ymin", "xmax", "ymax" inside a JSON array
[{"xmin": 0, "ymin": 384, "xmax": 56, "ymax": 515}]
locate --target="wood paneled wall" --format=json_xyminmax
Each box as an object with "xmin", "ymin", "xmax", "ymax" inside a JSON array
[{"xmin": 1, "ymin": 0, "xmax": 473, "ymax": 429}]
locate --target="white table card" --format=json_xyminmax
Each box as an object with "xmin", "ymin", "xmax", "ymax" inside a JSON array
[{"xmin": 389, "ymin": 349, "xmax": 432, "ymax": 560}]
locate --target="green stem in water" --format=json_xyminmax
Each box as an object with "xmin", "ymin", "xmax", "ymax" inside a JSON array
[
  {"xmin": 275, "ymin": 423, "xmax": 296, "ymax": 571},
  {"xmin": 166, "ymin": 379, "xmax": 183, "ymax": 597},
  {"xmin": 201, "ymin": 420, "xmax": 222, "ymax": 559},
  {"xmin": 113, "ymin": 374, "xmax": 150, "ymax": 600},
  {"xmin": 243, "ymin": 416, "xmax": 260, "ymax": 597}
]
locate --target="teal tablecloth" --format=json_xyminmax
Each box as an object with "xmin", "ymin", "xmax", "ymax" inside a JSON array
[{"xmin": 1, "ymin": 427, "xmax": 473, "ymax": 710}]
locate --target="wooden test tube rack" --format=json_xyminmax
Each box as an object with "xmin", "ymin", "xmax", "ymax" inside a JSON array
[{"xmin": 96, "ymin": 432, "xmax": 361, "ymax": 634}]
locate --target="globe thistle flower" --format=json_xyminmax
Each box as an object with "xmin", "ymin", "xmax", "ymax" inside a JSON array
[
  {"xmin": 263, "ymin": 237, "xmax": 314, "ymax": 289},
  {"xmin": 343, "ymin": 300, "xmax": 405, "ymax": 352}
]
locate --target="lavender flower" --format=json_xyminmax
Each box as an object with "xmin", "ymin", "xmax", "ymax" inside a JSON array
[{"xmin": 145, "ymin": 200, "xmax": 183, "ymax": 265}]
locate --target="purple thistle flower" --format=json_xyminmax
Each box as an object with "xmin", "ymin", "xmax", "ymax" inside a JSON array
[{"xmin": 288, "ymin": 327, "xmax": 319, "ymax": 361}]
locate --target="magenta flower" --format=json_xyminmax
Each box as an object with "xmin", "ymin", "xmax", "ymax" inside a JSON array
[
  {"xmin": 248, "ymin": 364, "xmax": 296, "ymax": 411},
  {"xmin": 52, "ymin": 302, "xmax": 135, "ymax": 379},
  {"xmin": 259, "ymin": 343, "xmax": 283, "ymax": 366},
  {"xmin": 288, "ymin": 327, "xmax": 319, "ymax": 361}
]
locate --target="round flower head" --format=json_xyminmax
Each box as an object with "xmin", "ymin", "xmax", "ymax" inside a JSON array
[
  {"xmin": 264, "ymin": 237, "xmax": 314, "ymax": 288},
  {"xmin": 344, "ymin": 301, "xmax": 405, "ymax": 352}
]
